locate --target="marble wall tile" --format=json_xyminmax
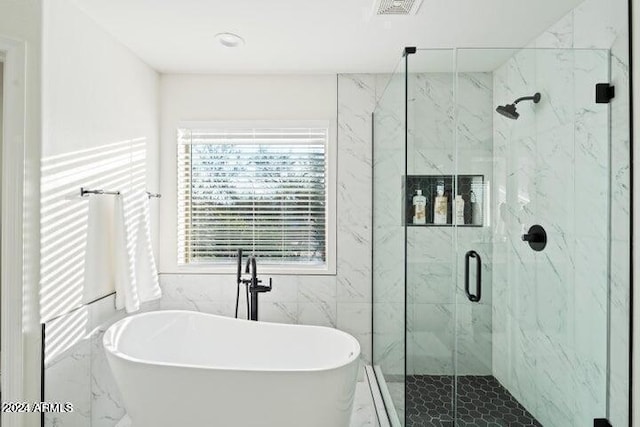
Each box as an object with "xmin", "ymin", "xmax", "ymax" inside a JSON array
[
  {"xmin": 338, "ymin": 303, "xmax": 373, "ymax": 364},
  {"xmin": 372, "ymin": 70, "xmax": 406, "ymax": 374},
  {"xmin": 45, "ymin": 333, "xmax": 92, "ymax": 427},
  {"xmin": 573, "ymin": 0, "xmax": 626, "ymax": 50},
  {"xmin": 455, "ymin": 303, "xmax": 492, "ymax": 375},
  {"xmin": 45, "ymin": 296, "xmax": 128, "ymax": 427},
  {"xmin": 337, "ymin": 74, "xmax": 375, "ymax": 304},
  {"xmin": 371, "ymin": 72, "xmax": 406, "ymax": 372},
  {"xmin": 534, "ymin": 12, "xmax": 574, "ymax": 49},
  {"xmin": 298, "ymin": 301, "xmax": 338, "ymax": 328},
  {"xmin": 259, "ymin": 301, "xmax": 299, "ymax": 324},
  {"xmin": 373, "ymin": 302, "xmax": 405, "ymax": 376},
  {"xmin": 91, "ymin": 327, "xmax": 126, "ymax": 427},
  {"xmin": 606, "ymin": 16, "xmax": 631, "ymax": 420},
  {"xmin": 407, "ymin": 303, "xmax": 454, "ymax": 375},
  {"xmin": 534, "ymin": 333, "xmax": 574, "ymax": 427},
  {"xmin": 456, "ymin": 73, "xmax": 494, "ymax": 152},
  {"xmin": 609, "ymin": 238, "xmax": 631, "ymax": 427}
]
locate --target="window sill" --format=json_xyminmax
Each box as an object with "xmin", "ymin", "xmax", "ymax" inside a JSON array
[{"xmin": 169, "ymin": 263, "xmax": 336, "ymax": 276}]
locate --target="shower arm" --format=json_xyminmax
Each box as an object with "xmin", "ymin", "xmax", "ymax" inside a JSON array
[
  {"xmin": 513, "ymin": 96, "xmax": 536, "ymax": 104},
  {"xmin": 513, "ymin": 93, "xmax": 541, "ymax": 105}
]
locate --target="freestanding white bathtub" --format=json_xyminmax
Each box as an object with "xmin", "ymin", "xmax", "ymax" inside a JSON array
[{"xmin": 103, "ymin": 310, "xmax": 361, "ymax": 427}]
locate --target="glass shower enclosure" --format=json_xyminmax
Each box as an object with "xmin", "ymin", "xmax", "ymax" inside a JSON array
[{"xmin": 372, "ymin": 47, "xmax": 611, "ymax": 426}]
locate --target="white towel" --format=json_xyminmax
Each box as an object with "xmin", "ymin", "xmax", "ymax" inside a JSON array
[
  {"xmin": 113, "ymin": 191, "xmax": 161, "ymax": 313},
  {"xmin": 134, "ymin": 193, "xmax": 162, "ymax": 303},
  {"xmin": 83, "ymin": 196, "xmax": 114, "ymax": 303},
  {"xmin": 113, "ymin": 192, "xmax": 141, "ymax": 313}
]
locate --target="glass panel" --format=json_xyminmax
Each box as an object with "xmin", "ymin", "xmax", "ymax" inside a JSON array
[
  {"xmin": 405, "ymin": 49, "xmax": 456, "ymax": 426},
  {"xmin": 372, "ymin": 55, "xmax": 407, "ymax": 426},
  {"xmin": 373, "ymin": 47, "xmax": 611, "ymax": 427},
  {"xmin": 454, "ymin": 48, "xmax": 611, "ymax": 426}
]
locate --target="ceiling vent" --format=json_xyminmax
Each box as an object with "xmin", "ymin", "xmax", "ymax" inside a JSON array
[{"xmin": 374, "ymin": 0, "xmax": 423, "ymax": 15}]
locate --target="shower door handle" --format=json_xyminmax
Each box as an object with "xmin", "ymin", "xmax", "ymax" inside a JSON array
[{"xmin": 464, "ymin": 250, "xmax": 482, "ymax": 302}]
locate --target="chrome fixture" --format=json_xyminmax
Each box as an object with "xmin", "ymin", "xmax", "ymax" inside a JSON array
[
  {"xmin": 80, "ymin": 187, "xmax": 120, "ymax": 197},
  {"xmin": 80, "ymin": 187, "xmax": 162, "ymax": 198}
]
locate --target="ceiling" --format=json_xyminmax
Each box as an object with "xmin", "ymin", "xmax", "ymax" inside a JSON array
[{"xmin": 72, "ymin": 0, "xmax": 584, "ymax": 74}]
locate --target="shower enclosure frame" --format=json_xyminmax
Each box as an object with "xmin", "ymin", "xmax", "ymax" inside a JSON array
[{"xmin": 371, "ymin": 45, "xmax": 624, "ymax": 427}]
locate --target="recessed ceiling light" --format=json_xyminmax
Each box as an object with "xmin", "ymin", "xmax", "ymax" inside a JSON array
[{"xmin": 215, "ymin": 32, "xmax": 245, "ymax": 48}]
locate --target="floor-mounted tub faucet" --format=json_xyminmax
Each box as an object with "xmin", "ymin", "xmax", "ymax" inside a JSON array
[{"xmin": 236, "ymin": 250, "xmax": 272, "ymax": 321}]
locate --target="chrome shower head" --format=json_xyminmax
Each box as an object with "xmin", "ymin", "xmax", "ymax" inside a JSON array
[{"xmin": 496, "ymin": 92, "xmax": 541, "ymax": 120}]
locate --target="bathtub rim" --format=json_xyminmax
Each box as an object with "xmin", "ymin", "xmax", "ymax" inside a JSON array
[{"xmin": 103, "ymin": 310, "xmax": 362, "ymax": 373}]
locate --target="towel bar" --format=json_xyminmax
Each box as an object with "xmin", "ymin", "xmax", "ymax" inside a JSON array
[
  {"xmin": 80, "ymin": 187, "xmax": 121, "ymax": 197},
  {"xmin": 80, "ymin": 187, "xmax": 162, "ymax": 198}
]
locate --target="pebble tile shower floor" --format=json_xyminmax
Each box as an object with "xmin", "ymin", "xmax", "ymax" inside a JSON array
[{"xmin": 406, "ymin": 375, "xmax": 542, "ymax": 427}]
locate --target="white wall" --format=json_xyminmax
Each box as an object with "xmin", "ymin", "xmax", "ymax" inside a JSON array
[
  {"xmin": 40, "ymin": 1, "xmax": 159, "ymax": 425},
  {"xmin": 40, "ymin": 0, "xmax": 159, "ymax": 322},
  {"xmin": 159, "ymin": 74, "xmax": 337, "ymax": 273}
]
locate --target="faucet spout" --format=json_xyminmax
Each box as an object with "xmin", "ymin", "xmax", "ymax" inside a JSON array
[
  {"xmin": 245, "ymin": 257, "xmax": 250, "ymax": 274},
  {"xmin": 250, "ymin": 257, "xmax": 257, "ymax": 283}
]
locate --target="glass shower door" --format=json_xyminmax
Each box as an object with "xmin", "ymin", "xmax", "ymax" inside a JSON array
[
  {"xmin": 453, "ymin": 48, "xmax": 611, "ymax": 426},
  {"xmin": 372, "ymin": 56, "xmax": 407, "ymax": 425},
  {"xmin": 404, "ymin": 49, "xmax": 457, "ymax": 427}
]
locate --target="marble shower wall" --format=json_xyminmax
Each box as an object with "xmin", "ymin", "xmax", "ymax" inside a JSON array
[
  {"xmin": 372, "ymin": 69, "xmax": 406, "ymax": 378},
  {"xmin": 491, "ymin": 0, "xmax": 629, "ymax": 423},
  {"xmin": 492, "ymin": 48, "xmax": 610, "ymax": 427},
  {"xmin": 158, "ymin": 74, "xmax": 377, "ymax": 366}
]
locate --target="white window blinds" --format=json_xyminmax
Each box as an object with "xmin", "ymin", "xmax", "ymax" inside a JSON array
[{"xmin": 177, "ymin": 124, "xmax": 329, "ymax": 266}]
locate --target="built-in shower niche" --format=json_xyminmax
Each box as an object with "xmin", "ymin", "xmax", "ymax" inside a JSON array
[{"xmin": 405, "ymin": 175, "xmax": 484, "ymax": 227}]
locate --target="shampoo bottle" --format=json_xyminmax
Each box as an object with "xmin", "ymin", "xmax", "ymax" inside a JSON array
[
  {"xmin": 455, "ymin": 195, "xmax": 465, "ymax": 225},
  {"xmin": 412, "ymin": 190, "xmax": 427, "ymax": 224},
  {"xmin": 470, "ymin": 190, "xmax": 482, "ymax": 225},
  {"xmin": 433, "ymin": 184, "xmax": 448, "ymax": 225}
]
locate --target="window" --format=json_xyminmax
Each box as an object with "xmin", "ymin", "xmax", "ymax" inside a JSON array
[{"xmin": 177, "ymin": 121, "xmax": 335, "ymax": 273}]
